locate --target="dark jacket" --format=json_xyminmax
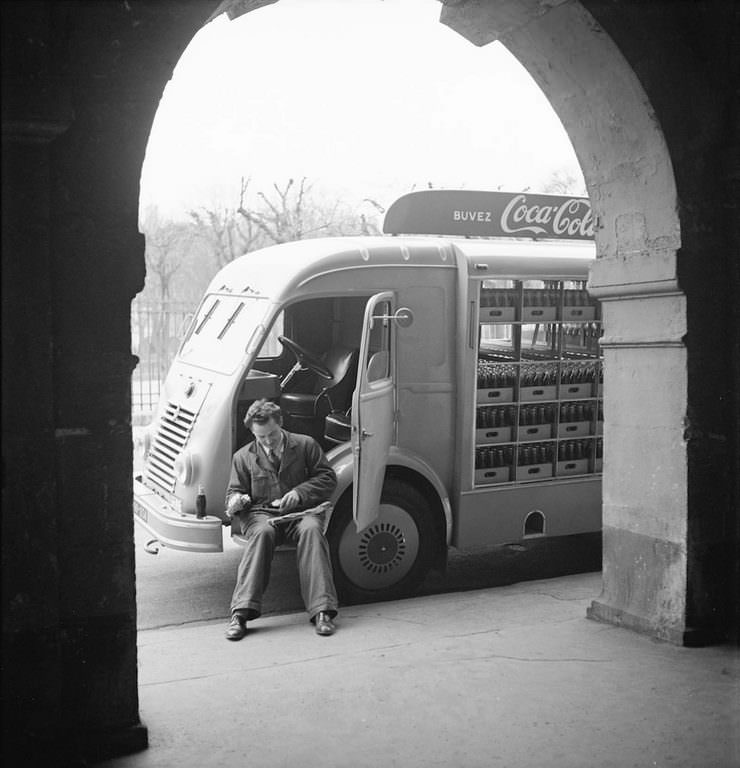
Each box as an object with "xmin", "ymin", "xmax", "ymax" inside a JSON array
[{"xmin": 225, "ymin": 430, "xmax": 337, "ymax": 510}]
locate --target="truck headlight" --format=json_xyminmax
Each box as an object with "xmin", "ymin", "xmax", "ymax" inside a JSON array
[{"xmin": 174, "ymin": 451, "xmax": 198, "ymax": 485}]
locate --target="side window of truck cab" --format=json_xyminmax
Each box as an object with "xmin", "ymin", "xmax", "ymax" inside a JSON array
[{"xmin": 256, "ymin": 312, "xmax": 284, "ymax": 361}]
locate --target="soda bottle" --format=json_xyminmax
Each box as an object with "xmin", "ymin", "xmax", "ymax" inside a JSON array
[{"xmin": 196, "ymin": 484, "xmax": 207, "ymax": 519}]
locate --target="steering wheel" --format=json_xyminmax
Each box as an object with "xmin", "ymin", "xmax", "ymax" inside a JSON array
[{"xmin": 278, "ymin": 336, "xmax": 333, "ymax": 380}]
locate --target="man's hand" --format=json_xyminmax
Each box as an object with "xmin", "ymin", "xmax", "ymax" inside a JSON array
[
  {"xmin": 278, "ymin": 489, "xmax": 300, "ymax": 511},
  {"xmin": 225, "ymin": 493, "xmax": 250, "ymax": 519}
]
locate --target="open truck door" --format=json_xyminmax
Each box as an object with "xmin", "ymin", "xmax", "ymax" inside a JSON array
[
  {"xmin": 332, "ymin": 291, "xmax": 433, "ymax": 602},
  {"xmin": 352, "ymin": 292, "xmax": 397, "ymax": 533}
]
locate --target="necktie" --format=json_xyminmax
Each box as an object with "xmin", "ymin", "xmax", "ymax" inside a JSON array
[{"xmin": 267, "ymin": 450, "xmax": 280, "ymax": 471}]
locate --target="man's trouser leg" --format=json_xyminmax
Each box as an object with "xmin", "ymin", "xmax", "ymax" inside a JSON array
[
  {"xmin": 289, "ymin": 514, "xmax": 339, "ymax": 620},
  {"xmin": 231, "ymin": 513, "xmax": 278, "ymax": 619}
]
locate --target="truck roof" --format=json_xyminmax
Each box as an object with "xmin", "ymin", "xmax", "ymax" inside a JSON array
[{"xmin": 206, "ymin": 234, "xmax": 596, "ymax": 299}]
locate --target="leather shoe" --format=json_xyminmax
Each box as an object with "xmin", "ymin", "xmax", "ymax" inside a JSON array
[
  {"xmin": 225, "ymin": 613, "xmax": 247, "ymax": 641},
  {"xmin": 314, "ymin": 611, "xmax": 336, "ymax": 636}
]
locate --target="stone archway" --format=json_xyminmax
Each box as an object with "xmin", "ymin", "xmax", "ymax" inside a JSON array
[{"xmin": 2, "ymin": 0, "xmax": 735, "ymax": 763}]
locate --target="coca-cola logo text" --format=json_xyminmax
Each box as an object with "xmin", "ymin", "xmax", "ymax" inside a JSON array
[{"xmin": 500, "ymin": 194, "xmax": 594, "ymax": 238}]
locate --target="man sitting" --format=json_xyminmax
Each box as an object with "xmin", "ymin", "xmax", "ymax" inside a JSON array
[{"xmin": 224, "ymin": 399, "xmax": 339, "ymax": 640}]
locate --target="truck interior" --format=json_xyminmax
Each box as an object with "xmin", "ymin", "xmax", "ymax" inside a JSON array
[{"xmin": 235, "ymin": 294, "xmax": 372, "ymax": 451}]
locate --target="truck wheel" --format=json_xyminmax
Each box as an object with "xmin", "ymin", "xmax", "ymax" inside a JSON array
[{"xmin": 328, "ymin": 478, "xmax": 436, "ymax": 604}]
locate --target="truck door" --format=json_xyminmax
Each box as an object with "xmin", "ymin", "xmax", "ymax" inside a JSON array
[{"xmin": 352, "ymin": 292, "xmax": 395, "ymax": 532}]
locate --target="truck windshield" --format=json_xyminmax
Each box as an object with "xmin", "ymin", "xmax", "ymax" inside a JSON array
[{"xmin": 178, "ymin": 294, "xmax": 269, "ymax": 374}]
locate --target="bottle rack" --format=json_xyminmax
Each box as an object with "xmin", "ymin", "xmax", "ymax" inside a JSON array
[{"xmin": 474, "ymin": 279, "xmax": 604, "ymax": 486}]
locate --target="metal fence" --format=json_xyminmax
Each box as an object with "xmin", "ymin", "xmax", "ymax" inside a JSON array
[{"xmin": 131, "ymin": 299, "xmax": 195, "ymax": 420}]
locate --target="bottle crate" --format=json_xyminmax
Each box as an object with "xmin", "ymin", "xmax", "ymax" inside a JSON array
[
  {"xmin": 556, "ymin": 459, "xmax": 590, "ymax": 476},
  {"xmin": 474, "ymin": 466, "xmax": 512, "ymax": 485},
  {"xmin": 522, "ymin": 306, "xmax": 557, "ymax": 322},
  {"xmin": 517, "ymin": 424, "xmax": 553, "ymax": 441},
  {"xmin": 479, "ymin": 287, "xmax": 517, "ymax": 323},
  {"xmin": 476, "ymin": 386, "xmax": 514, "ymax": 404},
  {"xmin": 515, "ymin": 443, "xmax": 554, "ymax": 481},
  {"xmin": 479, "ymin": 306, "xmax": 516, "ymax": 323},
  {"xmin": 515, "ymin": 463, "xmax": 553, "ymax": 481},
  {"xmin": 562, "ymin": 306, "xmax": 596, "ymax": 321},
  {"xmin": 560, "ymin": 383, "xmax": 593, "ymax": 400},
  {"xmin": 557, "ymin": 421, "xmax": 591, "ymax": 438},
  {"xmin": 520, "ymin": 385, "xmax": 557, "ymax": 402},
  {"xmin": 476, "ymin": 426, "xmax": 513, "ymax": 445}
]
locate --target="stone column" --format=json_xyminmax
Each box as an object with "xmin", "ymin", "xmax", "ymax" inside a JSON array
[
  {"xmin": 587, "ymin": 250, "xmax": 690, "ymax": 643},
  {"xmin": 2, "ymin": 0, "xmax": 219, "ymax": 761}
]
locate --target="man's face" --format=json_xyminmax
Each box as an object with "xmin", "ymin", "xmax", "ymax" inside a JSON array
[{"xmin": 251, "ymin": 418, "xmax": 282, "ymax": 451}]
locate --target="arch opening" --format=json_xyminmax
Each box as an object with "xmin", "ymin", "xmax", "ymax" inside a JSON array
[{"xmin": 140, "ymin": 0, "xmax": 688, "ymax": 644}]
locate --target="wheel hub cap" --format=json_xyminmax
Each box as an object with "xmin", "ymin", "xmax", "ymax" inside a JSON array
[
  {"xmin": 337, "ymin": 503, "xmax": 420, "ymax": 590},
  {"xmin": 360, "ymin": 526, "xmax": 405, "ymax": 571}
]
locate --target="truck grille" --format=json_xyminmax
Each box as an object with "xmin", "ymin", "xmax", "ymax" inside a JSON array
[{"xmin": 146, "ymin": 402, "xmax": 196, "ymax": 493}]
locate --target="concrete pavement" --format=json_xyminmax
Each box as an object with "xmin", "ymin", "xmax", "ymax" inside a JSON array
[{"xmin": 100, "ymin": 572, "xmax": 739, "ymax": 768}]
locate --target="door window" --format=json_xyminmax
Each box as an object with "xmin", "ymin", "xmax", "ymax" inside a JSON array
[{"xmin": 365, "ymin": 300, "xmax": 392, "ymax": 383}]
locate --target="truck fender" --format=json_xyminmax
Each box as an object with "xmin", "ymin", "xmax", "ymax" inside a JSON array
[{"xmin": 325, "ymin": 442, "xmax": 452, "ymax": 547}]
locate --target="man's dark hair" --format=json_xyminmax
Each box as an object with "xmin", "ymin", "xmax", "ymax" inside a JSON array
[{"xmin": 244, "ymin": 399, "xmax": 283, "ymax": 430}]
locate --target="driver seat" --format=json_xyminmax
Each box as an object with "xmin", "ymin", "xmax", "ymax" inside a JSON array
[{"xmin": 280, "ymin": 345, "xmax": 359, "ymax": 422}]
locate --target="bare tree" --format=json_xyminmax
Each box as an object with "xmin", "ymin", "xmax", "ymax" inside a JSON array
[
  {"xmin": 188, "ymin": 177, "xmax": 267, "ymax": 268},
  {"xmin": 235, "ymin": 177, "xmax": 382, "ymax": 242},
  {"xmin": 141, "ymin": 206, "xmax": 194, "ymax": 303},
  {"xmin": 236, "ymin": 177, "xmax": 322, "ymax": 243},
  {"xmin": 139, "ymin": 206, "xmax": 195, "ymax": 375},
  {"xmin": 185, "ymin": 177, "xmax": 383, "ymax": 278},
  {"xmin": 541, "ymin": 169, "xmax": 587, "ymax": 196}
]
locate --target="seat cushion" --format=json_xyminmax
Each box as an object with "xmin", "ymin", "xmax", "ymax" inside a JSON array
[
  {"xmin": 324, "ymin": 411, "xmax": 351, "ymax": 444},
  {"xmin": 280, "ymin": 391, "xmax": 319, "ymax": 418}
]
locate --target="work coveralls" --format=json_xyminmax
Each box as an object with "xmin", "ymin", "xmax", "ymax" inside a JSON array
[{"xmin": 225, "ymin": 430, "xmax": 338, "ymax": 621}]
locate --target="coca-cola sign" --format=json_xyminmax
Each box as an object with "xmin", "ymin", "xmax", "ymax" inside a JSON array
[{"xmin": 383, "ymin": 189, "xmax": 594, "ymax": 241}]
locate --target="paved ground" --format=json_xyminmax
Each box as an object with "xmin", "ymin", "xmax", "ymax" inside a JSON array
[
  {"xmin": 133, "ymin": 517, "xmax": 601, "ymax": 630},
  {"xmin": 101, "ymin": 571, "xmax": 739, "ymax": 768}
]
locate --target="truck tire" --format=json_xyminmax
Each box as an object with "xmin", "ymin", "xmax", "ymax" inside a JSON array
[{"xmin": 328, "ymin": 477, "xmax": 436, "ymax": 604}]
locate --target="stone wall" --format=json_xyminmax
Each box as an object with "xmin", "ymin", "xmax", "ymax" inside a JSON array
[{"xmin": 2, "ymin": 1, "xmax": 220, "ymax": 762}]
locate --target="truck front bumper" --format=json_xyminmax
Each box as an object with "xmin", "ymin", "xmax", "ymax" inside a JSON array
[{"xmin": 134, "ymin": 475, "xmax": 224, "ymax": 553}]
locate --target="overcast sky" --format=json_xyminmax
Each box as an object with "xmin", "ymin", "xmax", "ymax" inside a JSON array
[{"xmin": 139, "ymin": 0, "xmax": 584, "ymax": 222}]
